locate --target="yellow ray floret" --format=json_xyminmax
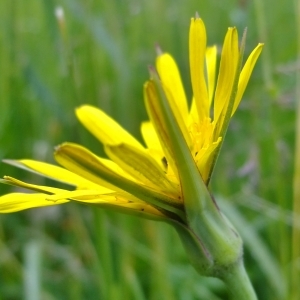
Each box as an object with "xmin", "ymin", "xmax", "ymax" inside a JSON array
[{"xmin": 189, "ymin": 17, "xmax": 209, "ymax": 121}]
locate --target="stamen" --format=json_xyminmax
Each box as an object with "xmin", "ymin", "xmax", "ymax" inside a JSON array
[{"xmin": 189, "ymin": 117, "xmax": 215, "ymax": 158}]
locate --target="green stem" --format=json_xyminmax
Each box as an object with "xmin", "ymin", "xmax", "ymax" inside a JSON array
[
  {"xmin": 291, "ymin": 2, "xmax": 300, "ymax": 300},
  {"xmin": 221, "ymin": 260, "xmax": 257, "ymax": 300}
]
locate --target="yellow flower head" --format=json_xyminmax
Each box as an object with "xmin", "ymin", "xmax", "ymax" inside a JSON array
[
  {"xmin": 0, "ymin": 17, "xmax": 263, "ymax": 224},
  {"xmin": 153, "ymin": 17, "xmax": 263, "ymax": 183}
]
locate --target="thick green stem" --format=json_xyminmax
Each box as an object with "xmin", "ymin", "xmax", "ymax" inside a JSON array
[{"xmin": 221, "ymin": 260, "xmax": 257, "ymax": 300}]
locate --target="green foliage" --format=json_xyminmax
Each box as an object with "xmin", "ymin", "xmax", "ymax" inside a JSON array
[{"xmin": 0, "ymin": 0, "xmax": 297, "ymax": 299}]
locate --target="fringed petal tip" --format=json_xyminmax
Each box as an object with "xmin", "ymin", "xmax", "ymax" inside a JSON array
[
  {"xmin": 191, "ymin": 12, "xmax": 201, "ymax": 21},
  {"xmin": 155, "ymin": 44, "xmax": 163, "ymax": 56}
]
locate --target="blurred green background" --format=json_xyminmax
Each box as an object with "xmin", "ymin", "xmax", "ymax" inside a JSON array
[{"xmin": 0, "ymin": 0, "xmax": 298, "ymax": 299}]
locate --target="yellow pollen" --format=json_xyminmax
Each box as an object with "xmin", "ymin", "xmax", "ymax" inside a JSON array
[{"xmin": 189, "ymin": 117, "xmax": 215, "ymax": 157}]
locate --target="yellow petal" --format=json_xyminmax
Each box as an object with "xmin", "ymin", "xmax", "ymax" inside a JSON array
[
  {"xmin": 76, "ymin": 105, "xmax": 143, "ymax": 149},
  {"xmin": 188, "ymin": 97, "xmax": 198, "ymax": 125},
  {"xmin": 141, "ymin": 121, "xmax": 171, "ymax": 170},
  {"xmin": 0, "ymin": 193, "xmax": 68, "ymax": 213},
  {"xmin": 2, "ymin": 176, "xmax": 66, "ymax": 195},
  {"xmin": 195, "ymin": 137, "xmax": 222, "ymax": 183},
  {"xmin": 214, "ymin": 27, "xmax": 239, "ymax": 125},
  {"xmin": 141, "ymin": 121, "xmax": 163, "ymax": 152},
  {"xmin": 46, "ymin": 189, "xmax": 168, "ymax": 219},
  {"xmin": 156, "ymin": 53, "xmax": 189, "ymax": 116},
  {"xmin": 95, "ymin": 157, "xmax": 136, "ymax": 181},
  {"xmin": 189, "ymin": 47, "xmax": 216, "ymax": 124},
  {"xmin": 55, "ymin": 143, "xmax": 184, "ymax": 218},
  {"xmin": 105, "ymin": 143, "xmax": 180, "ymax": 195},
  {"xmin": 156, "ymin": 53, "xmax": 190, "ymax": 140},
  {"xmin": 46, "ymin": 189, "xmax": 114, "ymax": 201},
  {"xmin": 54, "ymin": 143, "xmax": 126, "ymax": 194},
  {"xmin": 189, "ymin": 17, "xmax": 209, "ymax": 121},
  {"xmin": 106, "ymin": 201, "xmax": 167, "ymax": 219},
  {"xmin": 75, "ymin": 193, "xmax": 168, "ymax": 220},
  {"xmin": 144, "ymin": 80, "xmax": 179, "ymax": 180},
  {"xmin": 232, "ymin": 43, "xmax": 264, "ymax": 115},
  {"xmin": 205, "ymin": 45, "xmax": 217, "ymax": 107},
  {"xmin": 4, "ymin": 159, "xmax": 104, "ymax": 190}
]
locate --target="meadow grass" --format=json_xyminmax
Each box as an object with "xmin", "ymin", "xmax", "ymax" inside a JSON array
[{"xmin": 0, "ymin": 0, "xmax": 298, "ymax": 299}]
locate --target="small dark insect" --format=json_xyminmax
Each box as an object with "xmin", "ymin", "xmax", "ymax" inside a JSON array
[{"xmin": 161, "ymin": 156, "xmax": 168, "ymax": 169}]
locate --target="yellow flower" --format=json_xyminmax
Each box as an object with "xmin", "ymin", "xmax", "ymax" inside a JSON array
[
  {"xmin": 0, "ymin": 17, "xmax": 262, "ymax": 225},
  {"xmin": 154, "ymin": 18, "xmax": 263, "ymax": 183}
]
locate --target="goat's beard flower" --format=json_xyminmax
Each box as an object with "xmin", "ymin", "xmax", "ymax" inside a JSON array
[{"xmin": 0, "ymin": 16, "xmax": 262, "ymax": 284}]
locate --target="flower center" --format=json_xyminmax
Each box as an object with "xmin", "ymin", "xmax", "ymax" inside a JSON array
[{"xmin": 189, "ymin": 117, "xmax": 215, "ymax": 159}]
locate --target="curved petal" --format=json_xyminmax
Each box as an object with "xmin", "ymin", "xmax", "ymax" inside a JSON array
[
  {"xmin": 95, "ymin": 157, "xmax": 136, "ymax": 181},
  {"xmin": 232, "ymin": 43, "xmax": 264, "ymax": 115},
  {"xmin": 1, "ymin": 176, "xmax": 67, "ymax": 195},
  {"xmin": 105, "ymin": 143, "xmax": 180, "ymax": 195},
  {"xmin": 205, "ymin": 45, "xmax": 217, "ymax": 107},
  {"xmin": 3, "ymin": 159, "xmax": 105, "ymax": 190},
  {"xmin": 189, "ymin": 17, "xmax": 209, "ymax": 121},
  {"xmin": 144, "ymin": 80, "xmax": 179, "ymax": 180},
  {"xmin": 214, "ymin": 27, "xmax": 239, "ymax": 125},
  {"xmin": 195, "ymin": 138, "xmax": 222, "ymax": 183},
  {"xmin": 141, "ymin": 121, "xmax": 170, "ymax": 169},
  {"xmin": 46, "ymin": 189, "xmax": 117, "ymax": 201},
  {"xmin": 54, "ymin": 143, "xmax": 185, "ymax": 219},
  {"xmin": 156, "ymin": 53, "xmax": 189, "ymax": 117},
  {"xmin": 45, "ymin": 189, "xmax": 168, "ymax": 220},
  {"xmin": 76, "ymin": 105, "xmax": 144, "ymax": 149},
  {"xmin": 0, "ymin": 193, "xmax": 68, "ymax": 213},
  {"xmin": 141, "ymin": 121, "xmax": 163, "ymax": 152},
  {"xmin": 156, "ymin": 53, "xmax": 191, "ymax": 144}
]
